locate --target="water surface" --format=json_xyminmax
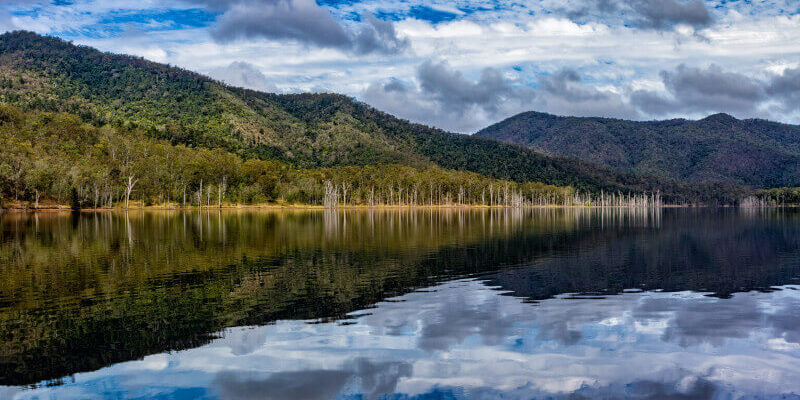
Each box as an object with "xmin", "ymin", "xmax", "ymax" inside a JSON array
[{"xmin": 1, "ymin": 208, "xmax": 799, "ymax": 399}]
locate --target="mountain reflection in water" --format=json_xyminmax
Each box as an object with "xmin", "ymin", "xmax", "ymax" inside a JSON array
[{"xmin": 1, "ymin": 208, "xmax": 800, "ymax": 398}]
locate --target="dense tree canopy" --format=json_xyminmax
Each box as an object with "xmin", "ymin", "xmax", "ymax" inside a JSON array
[
  {"xmin": 1, "ymin": 105, "xmax": 618, "ymax": 209},
  {"xmin": 477, "ymin": 111, "xmax": 800, "ymax": 188}
]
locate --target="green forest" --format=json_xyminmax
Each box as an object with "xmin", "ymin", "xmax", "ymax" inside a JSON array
[
  {"xmin": 1, "ymin": 105, "xmax": 626, "ymax": 209},
  {"xmin": 0, "ymin": 31, "xmax": 783, "ymax": 208},
  {"xmin": 477, "ymin": 111, "xmax": 800, "ymax": 188}
]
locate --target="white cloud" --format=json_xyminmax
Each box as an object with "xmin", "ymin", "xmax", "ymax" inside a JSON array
[{"xmin": 207, "ymin": 61, "xmax": 279, "ymax": 92}]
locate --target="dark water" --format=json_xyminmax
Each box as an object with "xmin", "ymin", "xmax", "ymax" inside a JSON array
[{"xmin": 1, "ymin": 208, "xmax": 800, "ymax": 399}]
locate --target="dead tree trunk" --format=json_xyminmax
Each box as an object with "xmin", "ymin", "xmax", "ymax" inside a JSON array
[
  {"xmin": 218, "ymin": 176, "xmax": 227, "ymax": 209},
  {"xmin": 124, "ymin": 175, "xmax": 138, "ymax": 210}
]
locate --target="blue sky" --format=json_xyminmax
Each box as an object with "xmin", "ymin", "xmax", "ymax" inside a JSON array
[{"xmin": 2, "ymin": 0, "xmax": 800, "ymax": 132}]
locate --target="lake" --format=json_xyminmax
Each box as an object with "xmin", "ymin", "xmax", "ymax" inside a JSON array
[{"xmin": 1, "ymin": 208, "xmax": 799, "ymax": 399}]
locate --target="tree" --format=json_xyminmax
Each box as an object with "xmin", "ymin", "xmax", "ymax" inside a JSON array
[
  {"xmin": 124, "ymin": 175, "xmax": 138, "ymax": 209},
  {"xmin": 25, "ymin": 160, "xmax": 55, "ymax": 209}
]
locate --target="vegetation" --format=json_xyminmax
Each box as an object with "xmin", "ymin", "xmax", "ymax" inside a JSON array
[
  {"xmin": 0, "ymin": 31, "xmax": 749, "ymax": 205},
  {"xmin": 746, "ymin": 187, "xmax": 800, "ymax": 206},
  {"xmin": 477, "ymin": 111, "xmax": 800, "ymax": 188},
  {"xmin": 1, "ymin": 105, "xmax": 622, "ymax": 209}
]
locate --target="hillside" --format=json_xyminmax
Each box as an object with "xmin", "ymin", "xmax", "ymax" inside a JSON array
[
  {"xmin": 476, "ymin": 111, "xmax": 800, "ymax": 188},
  {"xmin": 0, "ymin": 31, "xmax": 747, "ymax": 204}
]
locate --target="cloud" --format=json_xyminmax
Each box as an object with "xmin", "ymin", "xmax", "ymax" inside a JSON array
[
  {"xmin": 362, "ymin": 62, "xmax": 637, "ymax": 133},
  {"xmin": 362, "ymin": 61, "xmax": 536, "ymax": 133},
  {"xmin": 210, "ymin": 0, "xmax": 351, "ymax": 47},
  {"xmin": 630, "ymin": 64, "xmax": 768, "ymax": 117},
  {"xmin": 353, "ymin": 14, "xmax": 410, "ymax": 55},
  {"xmin": 208, "ymin": 0, "xmax": 408, "ymax": 55},
  {"xmin": 766, "ymin": 67, "xmax": 800, "ymax": 112},
  {"xmin": 207, "ymin": 61, "xmax": 279, "ymax": 93},
  {"xmin": 213, "ymin": 369, "xmax": 352, "ymax": 400},
  {"xmin": 536, "ymin": 68, "xmax": 641, "ymax": 119},
  {"xmin": 635, "ymin": 296, "xmax": 764, "ymax": 347},
  {"xmin": 0, "ymin": 13, "xmax": 14, "ymax": 33},
  {"xmin": 212, "ymin": 358, "xmax": 411, "ymax": 400},
  {"xmin": 417, "ymin": 60, "xmax": 529, "ymax": 114},
  {"xmin": 766, "ymin": 297, "xmax": 800, "ymax": 345},
  {"xmin": 563, "ymin": 0, "xmax": 712, "ymax": 31},
  {"xmin": 428, "ymin": 377, "xmax": 724, "ymax": 400},
  {"xmin": 629, "ymin": 0, "xmax": 711, "ymax": 29},
  {"xmin": 220, "ymin": 326, "xmax": 269, "ymax": 356}
]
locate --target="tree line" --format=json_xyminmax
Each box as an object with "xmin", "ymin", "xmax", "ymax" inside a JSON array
[
  {"xmin": 0, "ymin": 105, "xmax": 668, "ymax": 210},
  {"xmin": 742, "ymin": 187, "xmax": 800, "ymax": 207}
]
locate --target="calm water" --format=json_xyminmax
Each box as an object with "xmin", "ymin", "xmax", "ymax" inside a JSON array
[{"xmin": 1, "ymin": 208, "xmax": 800, "ymax": 399}]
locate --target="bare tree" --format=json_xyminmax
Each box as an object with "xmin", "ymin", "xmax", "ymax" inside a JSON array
[
  {"xmin": 340, "ymin": 182, "xmax": 350, "ymax": 206},
  {"xmin": 218, "ymin": 176, "xmax": 227, "ymax": 209},
  {"xmin": 124, "ymin": 175, "xmax": 138, "ymax": 209},
  {"xmin": 323, "ymin": 180, "xmax": 339, "ymax": 209}
]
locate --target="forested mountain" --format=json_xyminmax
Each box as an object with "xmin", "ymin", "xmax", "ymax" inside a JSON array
[
  {"xmin": 0, "ymin": 31, "xmax": 748, "ymax": 206},
  {"xmin": 476, "ymin": 111, "xmax": 800, "ymax": 188}
]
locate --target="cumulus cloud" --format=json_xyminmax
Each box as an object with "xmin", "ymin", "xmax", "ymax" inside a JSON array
[
  {"xmin": 536, "ymin": 68, "xmax": 640, "ymax": 119},
  {"xmin": 630, "ymin": 64, "xmax": 764, "ymax": 116},
  {"xmin": 363, "ymin": 60, "xmax": 536, "ymax": 133},
  {"xmin": 766, "ymin": 67, "xmax": 800, "ymax": 112},
  {"xmin": 564, "ymin": 0, "xmax": 712, "ymax": 31},
  {"xmin": 629, "ymin": 64, "xmax": 799, "ymax": 118},
  {"xmin": 629, "ymin": 0, "xmax": 711, "ymax": 29},
  {"xmin": 207, "ymin": 0, "xmax": 409, "ymax": 55},
  {"xmin": 362, "ymin": 62, "xmax": 637, "ymax": 133},
  {"xmin": 207, "ymin": 61, "xmax": 279, "ymax": 93},
  {"xmin": 211, "ymin": 0, "xmax": 350, "ymax": 47},
  {"xmin": 353, "ymin": 14, "xmax": 410, "ymax": 55},
  {"xmin": 417, "ymin": 60, "xmax": 530, "ymax": 114},
  {"xmin": 212, "ymin": 358, "xmax": 411, "ymax": 400}
]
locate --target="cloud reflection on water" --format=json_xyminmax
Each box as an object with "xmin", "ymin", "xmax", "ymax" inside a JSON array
[{"xmin": 11, "ymin": 278, "xmax": 800, "ymax": 399}]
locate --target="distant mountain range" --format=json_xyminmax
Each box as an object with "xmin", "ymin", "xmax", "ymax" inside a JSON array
[{"xmin": 476, "ymin": 111, "xmax": 800, "ymax": 188}]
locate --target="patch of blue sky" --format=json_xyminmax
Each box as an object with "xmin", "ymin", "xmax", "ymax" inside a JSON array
[
  {"xmin": 317, "ymin": 0, "xmax": 364, "ymax": 8},
  {"xmin": 373, "ymin": 10, "xmax": 403, "ymax": 22},
  {"xmin": 322, "ymin": 0, "xmax": 515, "ymax": 25},
  {"xmin": 714, "ymin": 0, "xmax": 800, "ymax": 16},
  {"xmin": 9, "ymin": 7, "xmax": 48, "ymax": 18},
  {"xmin": 373, "ymin": 6, "xmax": 460, "ymax": 23},
  {"xmin": 59, "ymin": 26, "xmax": 122, "ymax": 39},
  {"xmin": 420, "ymin": 6, "xmax": 458, "ymax": 21},
  {"xmin": 54, "ymin": 8, "xmax": 217, "ymax": 38},
  {"xmin": 341, "ymin": 11, "xmax": 362, "ymax": 21},
  {"xmin": 96, "ymin": 8, "xmax": 217, "ymax": 30}
]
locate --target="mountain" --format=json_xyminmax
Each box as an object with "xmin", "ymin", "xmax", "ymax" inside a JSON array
[
  {"xmin": 0, "ymin": 31, "xmax": 746, "ymax": 204},
  {"xmin": 475, "ymin": 111, "xmax": 800, "ymax": 188}
]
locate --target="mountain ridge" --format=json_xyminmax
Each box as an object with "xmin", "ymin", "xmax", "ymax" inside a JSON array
[{"xmin": 476, "ymin": 110, "xmax": 800, "ymax": 188}]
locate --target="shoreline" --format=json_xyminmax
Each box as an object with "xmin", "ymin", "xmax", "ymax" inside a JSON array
[{"xmin": 0, "ymin": 203, "xmax": 748, "ymax": 213}]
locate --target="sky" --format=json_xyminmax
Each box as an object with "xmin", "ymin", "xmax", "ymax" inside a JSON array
[{"xmin": 2, "ymin": 0, "xmax": 800, "ymax": 133}]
